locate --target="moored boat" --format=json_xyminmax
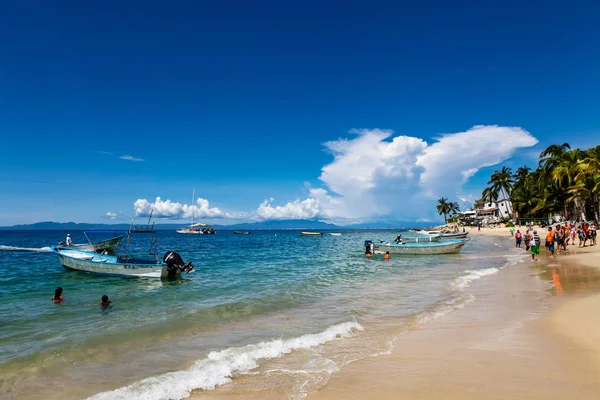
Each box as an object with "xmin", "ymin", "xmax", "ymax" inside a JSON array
[
  {"xmin": 58, "ymin": 234, "xmax": 124, "ymax": 253},
  {"xmin": 372, "ymin": 239, "xmax": 468, "ymax": 255},
  {"xmin": 416, "ymin": 230, "xmax": 469, "ymax": 239},
  {"xmin": 233, "ymin": 231, "xmax": 251, "ymax": 235},
  {"xmin": 329, "ymin": 233, "xmax": 342, "ymax": 236},
  {"xmin": 299, "ymin": 232, "xmax": 323, "ymax": 236},
  {"xmin": 52, "ymin": 219, "xmax": 194, "ymax": 278},
  {"xmin": 176, "ymin": 190, "xmax": 216, "ymax": 234}
]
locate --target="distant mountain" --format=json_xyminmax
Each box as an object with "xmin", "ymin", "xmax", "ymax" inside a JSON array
[
  {"xmin": 0, "ymin": 221, "xmax": 188, "ymax": 231},
  {"xmin": 213, "ymin": 219, "xmax": 340, "ymax": 230},
  {"xmin": 0, "ymin": 219, "xmax": 442, "ymax": 231},
  {"xmin": 344, "ymin": 220, "xmax": 442, "ymax": 229},
  {"xmin": 0, "ymin": 219, "xmax": 340, "ymax": 231}
]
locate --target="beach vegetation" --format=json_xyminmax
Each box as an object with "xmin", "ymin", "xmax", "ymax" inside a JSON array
[
  {"xmin": 436, "ymin": 198, "xmax": 460, "ymax": 223},
  {"xmin": 479, "ymin": 143, "xmax": 600, "ymax": 221}
]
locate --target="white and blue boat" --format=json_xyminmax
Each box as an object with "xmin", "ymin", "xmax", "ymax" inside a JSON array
[
  {"xmin": 51, "ymin": 217, "xmax": 194, "ymax": 279},
  {"xmin": 371, "ymin": 238, "xmax": 468, "ymax": 255}
]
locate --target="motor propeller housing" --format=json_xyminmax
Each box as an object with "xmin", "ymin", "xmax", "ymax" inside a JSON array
[{"xmin": 163, "ymin": 251, "xmax": 195, "ymax": 278}]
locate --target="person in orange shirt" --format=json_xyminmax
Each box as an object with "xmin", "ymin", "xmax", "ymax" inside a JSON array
[
  {"xmin": 546, "ymin": 226, "xmax": 556, "ymax": 258},
  {"xmin": 384, "ymin": 251, "xmax": 390, "ymax": 261}
]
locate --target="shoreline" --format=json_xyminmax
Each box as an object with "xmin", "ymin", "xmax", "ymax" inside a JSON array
[
  {"xmin": 194, "ymin": 227, "xmax": 600, "ymax": 399},
  {"xmin": 303, "ymin": 230, "xmax": 600, "ymax": 399}
]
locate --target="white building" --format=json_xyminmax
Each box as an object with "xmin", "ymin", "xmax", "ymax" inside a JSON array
[{"xmin": 476, "ymin": 199, "xmax": 513, "ymax": 220}]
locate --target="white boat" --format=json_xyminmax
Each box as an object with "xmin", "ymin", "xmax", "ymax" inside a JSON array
[
  {"xmin": 299, "ymin": 232, "xmax": 323, "ymax": 236},
  {"xmin": 52, "ymin": 218, "xmax": 194, "ymax": 278},
  {"xmin": 372, "ymin": 239, "xmax": 468, "ymax": 255},
  {"xmin": 58, "ymin": 233, "xmax": 124, "ymax": 253},
  {"xmin": 416, "ymin": 230, "xmax": 469, "ymax": 239},
  {"xmin": 176, "ymin": 190, "xmax": 216, "ymax": 234},
  {"xmin": 329, "ymin": 233, "xmax": 342, "ymax": 236}
]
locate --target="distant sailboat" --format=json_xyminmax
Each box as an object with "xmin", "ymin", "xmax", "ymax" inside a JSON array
[{"xmin": 176, "ymin": 190, "xmax": 216, "ymax": 234}]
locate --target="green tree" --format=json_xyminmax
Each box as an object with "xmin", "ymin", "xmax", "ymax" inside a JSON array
[{"xmin": 436, "ymin": 197, "xmax": 450, "ymax": 223}]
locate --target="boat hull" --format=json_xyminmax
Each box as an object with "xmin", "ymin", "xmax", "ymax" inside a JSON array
[
  {"xmin": 61, "ymin": 236, "xmax": 124, "ymax": 253},
  {"xmin": 233, "ymin": 231, "xmax": 251, "ymax": 235},
  {"xmin": 299, "ymin": 232, "xmax": 323, "ymax": 236},
  {"xmin": 52, "ymin": 246, "xmax": 175, "ymax": 278},
  {"xmin": 374, "ymin": 239, "xmax": 468, "ymax": 255}
]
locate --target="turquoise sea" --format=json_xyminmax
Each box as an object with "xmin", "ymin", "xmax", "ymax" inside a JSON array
[{"xmin": 0, "ymin": 229, "xmax": 523, "ymax": 399}]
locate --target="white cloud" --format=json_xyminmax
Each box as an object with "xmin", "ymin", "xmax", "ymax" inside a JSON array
[
  {"xmin": 133, "ymin": 197, "xmax": 231, "ymax": 219},
  {"xmin": 105, "ymin": 212, "xmax": 118, "ymax": 220},
  {"xmin": 255, "ymin": 125, "xmax": 538, "ymax": 223},
  {"xmin": 120, "ymin": 155, "xmax": 145, "ymax": 162},
  {"xmin": 256, "ymin": 197, "xmax": 321, "ymax": 220}
]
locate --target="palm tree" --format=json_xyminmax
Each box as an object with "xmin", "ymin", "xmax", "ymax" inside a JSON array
[
  {"xmin": 448, "ymin": 202, "xmax": 460, "ymax": 216},
  {"xmin": 539, "ymin": 143, "xmax": 571, "ymax": 173},
  {"xmin": 481, "ymin": 187, "xmax": 498, "ymax": 207},
  {"xmin": 436, "ymin": 197, "xmax": 450, "ymax": 223},
  {"xmin": 514, "ymin": 166, "xmax": 531, "ymax": 188},
  {"xmin": 488, "ymin": 166, "xmax": 514, "ymax": 201}
]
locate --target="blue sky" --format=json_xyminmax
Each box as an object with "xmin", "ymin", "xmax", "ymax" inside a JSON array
[{"xmin": 0, "ymin": 1, "xmax": 598, "ymax": 225}]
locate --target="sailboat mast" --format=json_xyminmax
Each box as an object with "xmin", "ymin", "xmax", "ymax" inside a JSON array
[{"xmin": 191, "ymin": 189, "xmax": 195, "ymax": 226}]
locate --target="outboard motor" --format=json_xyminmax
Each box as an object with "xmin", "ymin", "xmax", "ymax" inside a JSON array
[{"xmin": 163, "ymin": 251, "xmax": 195, "ymax": 278}]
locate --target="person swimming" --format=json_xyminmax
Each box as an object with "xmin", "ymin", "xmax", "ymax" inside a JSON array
[
  {"xmin": 52, "ymin": 287, "xmax": 64, "ymax": 303},
  {"xmin": 98, "ymin": 295, "xmax": 111, "ymax": 308}
]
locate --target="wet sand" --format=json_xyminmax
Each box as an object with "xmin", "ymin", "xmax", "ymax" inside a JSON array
[
  {"xmin": 305, "ymin": 232, "xmax": 600, "ymax": 400},
  {"xmin": 195, "ymin": 229, "xmax": 600, "ymax": 400}
]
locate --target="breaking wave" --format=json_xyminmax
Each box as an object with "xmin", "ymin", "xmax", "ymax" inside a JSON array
[{"xmin": 87, "ymin": 320, "xmax": 363, "ymax": 400}]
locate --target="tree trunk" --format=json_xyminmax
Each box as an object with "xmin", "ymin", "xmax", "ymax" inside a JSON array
[{"xmin": 444, "ymin": 213, "xmax": 447, "ymax": 223}]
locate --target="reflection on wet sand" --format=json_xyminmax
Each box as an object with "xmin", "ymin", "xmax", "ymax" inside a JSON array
[{"xmin": 540, "ymin": 262, "xmax": 600, "ymax": 295}]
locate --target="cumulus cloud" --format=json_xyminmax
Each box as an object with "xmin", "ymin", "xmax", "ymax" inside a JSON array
[
  {"xmin": 255, "ymin": 125, "xmax": 538, "ymax": 223},
  {"xmin": 120, "ymin": 155, "xmax": 145, "ymax": 162},
  {"xmin": 255, "ymin": 198, "xmax": 321, "ymax": 220},
  {"xmin": 134, "ymin": 197, "xmax": 231, "ymax": 219},
  {"xmin": 105, "ymin": 212, "xmax": 118, "ymax": 220}
]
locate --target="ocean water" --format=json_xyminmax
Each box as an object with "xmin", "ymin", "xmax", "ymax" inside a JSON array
[{"xmin": 0, "ymin": 229, "xmax": 523, "ymax": 399}]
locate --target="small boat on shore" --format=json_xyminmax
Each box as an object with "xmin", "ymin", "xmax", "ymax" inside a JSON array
[
  {"xmin": 329, "ymin": 233, "xmax": 342, "ymax": 236},
  {"xmin": 392, "ymin": 235, "xmax": 442, "ymax": 243},
  {"xmin": 416, "ymin": 230, "xmax": 469, "ymax": 239},
  {"xmin": 299, "ymin": 232, "xmax": 323, "ymax": 236},
  {"xmin": 233, "ymin": 231, "xmax": 251, "ymax": 235},
  {"xmin": 52, "ymin": 217, "xmax": 195, "ymax": 279},
  {"xmin": 372, "ymin": 239, "xmax": 468, "ymax": 255},
  {"xmin": 58, "ymin": 233, "xmax": 124, "ymax": 253}
]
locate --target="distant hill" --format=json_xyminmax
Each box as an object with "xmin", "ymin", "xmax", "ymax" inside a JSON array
[
  {"xmin": 0, "ymin": 219, "xmax": 340, "ymax": 231},
  {"xmin": 213, "ymin": 219, "xmax": 340, "ymax": 230},
  {"xmin": 0, "ymin": 221, "xmax": 186, "ymax": 231},
  {"xmin": 0, "ymin": 219, "xmax": 442, "ymax": 231}
]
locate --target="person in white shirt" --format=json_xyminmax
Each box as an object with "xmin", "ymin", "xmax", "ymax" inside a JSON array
[{"xmin": 66, "ymin": 234, "xmax": 72, "ymax": 246}]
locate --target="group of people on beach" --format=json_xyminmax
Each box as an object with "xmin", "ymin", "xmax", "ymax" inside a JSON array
[
  {"xmin": 52, "ymin": 287, "xmax": 113, "ymax": 309},
  {"xmin": 511, "ymin": 221, "xmax": 597, "ymax": 261}
]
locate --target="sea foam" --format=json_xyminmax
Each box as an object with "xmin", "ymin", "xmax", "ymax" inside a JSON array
[
  {"xmin": 0, "ymin": 245, "xmax": 52, "ymax": 252},
  {"xmin": 87, "ymin": 320, "xmax": 363, "ymax": 400}
]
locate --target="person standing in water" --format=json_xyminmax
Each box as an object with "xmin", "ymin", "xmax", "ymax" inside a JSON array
[
  {"xmin": 52, "ymin": 287, "xmax": 64, "ymax": 303},
  {"xmin": 531, "ymin": 230, "xmax": 541, "ymax": 261},
  {"xmin": 515, "ymin": 230, "xmax": 522, "ymax": 248},
  {"xmin": 384, "ymin": 251, "xmax": 390, "ymax": 261}
]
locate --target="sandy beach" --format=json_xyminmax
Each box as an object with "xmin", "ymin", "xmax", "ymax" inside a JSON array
[{"xmin": 195, "ymin": 226, "xmax": 600, "ymax": 400}]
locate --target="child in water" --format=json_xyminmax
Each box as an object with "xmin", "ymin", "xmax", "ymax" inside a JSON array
[
  {"xmin": 384, "ymin": 251, "xmax": 390, "ymax": 260},
  {"xmin": 52, "ymin": 287, "xmax": 64, "ymax": 303},
  {"xmin": 98, "ymin": 295, "xmax": 112, "ymax": 308}
]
